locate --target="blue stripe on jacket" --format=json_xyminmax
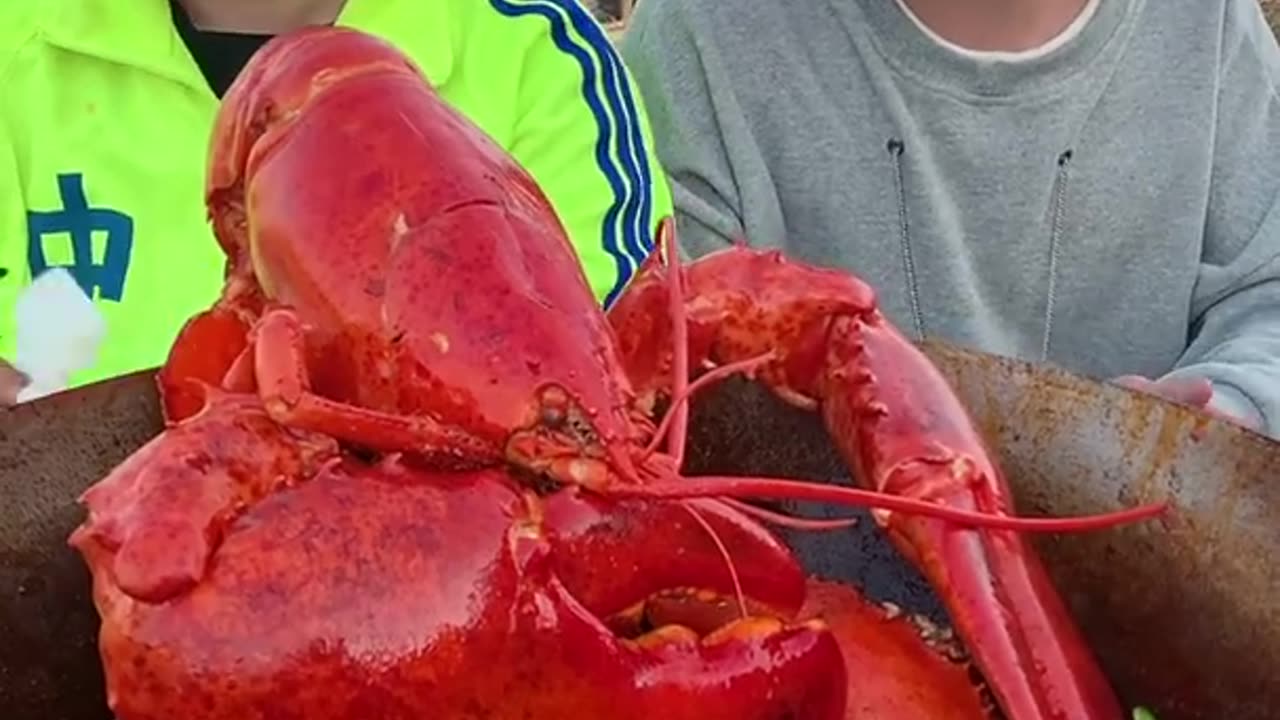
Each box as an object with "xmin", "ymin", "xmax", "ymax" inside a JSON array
[{"xmin": 490, "ymin": 0, "xmax": 657, "ymax": 307}]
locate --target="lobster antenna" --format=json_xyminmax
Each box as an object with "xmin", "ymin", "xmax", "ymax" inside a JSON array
[
  {"xmin": 719, "ymin": 497, "xmax": 859, "ymax": 531},
  {"xmin": 607, "ymin": 475, "xmax": 1169, "ymax": 533},
  {"xmin": 637, "ymin": 444, "xmax": 860, "ymax": 531},
  {"xmin": 659, "ymin": 217, "xmax": 693, "ymax": 470},
  {"xmin": 640, "ymin": 353, "xmax": 774, "ymax": 459},
  {"xmin": 640, "ymin": 219, "xmax": 777, "ymax": 468},
  {"xmin": 679, "ymin": 502, "xmax": 748, "ymax": 619}
]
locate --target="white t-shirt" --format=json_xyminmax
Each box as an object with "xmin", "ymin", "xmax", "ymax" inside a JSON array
[{"xmin": 892, "ymin": 0, "xmax": 1103, "ymax": 62}]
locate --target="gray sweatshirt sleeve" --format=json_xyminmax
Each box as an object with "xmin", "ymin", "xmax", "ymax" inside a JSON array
[
  {"xmin": 1162, "ymin": 0, "xmax": 1280, "ymax": 435},
  {"xmin": 618, "ymin": 0, "xmax": 784, "ymax": 257}
]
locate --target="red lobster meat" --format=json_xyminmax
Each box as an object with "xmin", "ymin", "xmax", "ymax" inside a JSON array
[{"xmin": 70, "ymin": 25, "xmax": 1165, "ymax": 720}]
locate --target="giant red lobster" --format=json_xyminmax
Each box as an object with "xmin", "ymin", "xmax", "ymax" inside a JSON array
[{"xmin": 69, "ymin": 26, "xmax": 1164, "ymax": 720}]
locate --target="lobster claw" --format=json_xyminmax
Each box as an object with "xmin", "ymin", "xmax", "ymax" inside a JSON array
[
  {"xmin": 537, "ymin": 489, "xmax": 848, "ymax": 718},
  {"xmin": 819, "ymin": 312, "xmax": 1127, "ymax": 718},
  {"xmin": 605, "ymin": 243, "xmax": 1153, "ymax": 719},
  {"xmin": 801, "ymin": 580, "xmax": 993, "ymax": 719},
  {"xmin": 69, "ymin": 392, "xmax": 338, "ymax": 604},
  {"xmin": 541, "ymin": 491, "xmax": 809, "ymax": 617},
  {"xmin": 514, "ymin": 515, "xmax": 849, "ymax": 720},
  {"xmin": 75, "ymin": 452, "xmax": 848, "ymax": 720}
]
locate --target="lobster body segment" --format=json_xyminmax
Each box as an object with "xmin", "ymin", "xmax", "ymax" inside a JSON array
[{"xmin": 73, "ymin": 24, "xmax": 1163, "ymax": 720}]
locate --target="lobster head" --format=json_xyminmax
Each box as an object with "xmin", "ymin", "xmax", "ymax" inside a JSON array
[{"xmin": 199, "ymin": 26, "xmax": 652, "ymax": 493}]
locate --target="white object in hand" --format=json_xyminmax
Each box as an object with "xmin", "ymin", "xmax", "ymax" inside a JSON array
[{"xmin": 13, "ymin": 268, "xmax": 107, "ymax": 403}]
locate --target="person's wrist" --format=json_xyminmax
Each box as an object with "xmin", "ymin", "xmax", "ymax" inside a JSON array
[{"xmin": 0, "ymin": 359, "xmax": 30, "ymax": 406}]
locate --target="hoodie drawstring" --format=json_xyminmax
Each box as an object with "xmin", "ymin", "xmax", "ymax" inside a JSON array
[
  {"xmin": 886, "ymin": 139, "xmax": 1074, "ymax": 362},
  {"xmin": 1041, "ymin": 149, "xmax": 1073, "ymax": 362},
  {"xmin": 887, "ymin": 138, "xmax": 926, "ymax": 341}
]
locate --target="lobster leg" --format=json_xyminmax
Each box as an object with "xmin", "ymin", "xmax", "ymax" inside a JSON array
[
  {"xmin": 249, "ymin": 308, "xmax": 498, "ymax": 464},
  {"xmin": 607, "ymin": 241, "xmax": 1129, "ymax": 719}
]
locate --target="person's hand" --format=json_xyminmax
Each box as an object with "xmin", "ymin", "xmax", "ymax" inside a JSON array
[
  {"xmin": 1111, "ymin": 374, "xmax": 1213, "ymax": 407},
  {"xmin": 0, "ymin": 359, "xmax": 28, "ymax": 406},
  {"xmin": 1111, "ymin": 374, "xmax": 1262, "ymax": 431}
]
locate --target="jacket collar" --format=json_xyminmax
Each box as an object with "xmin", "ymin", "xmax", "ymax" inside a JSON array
[{"xmin": 39, "ymin": 0, "xmax": 455, "ymax": 93}]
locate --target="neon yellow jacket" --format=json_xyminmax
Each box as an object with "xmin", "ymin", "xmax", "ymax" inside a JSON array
[{"xmin": 0, "ymin": 0, "xmax": 673, "ymax": 389}]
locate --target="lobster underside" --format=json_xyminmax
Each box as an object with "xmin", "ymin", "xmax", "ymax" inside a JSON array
[{"xmin": 69, "ymin": 24, "xmax": 1163, "ymax": 720}]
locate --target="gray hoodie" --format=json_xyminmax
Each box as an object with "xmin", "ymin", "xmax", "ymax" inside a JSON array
[{"xmin": 620, "ymin": 0, "xmax": 1280, "ymax": 437}]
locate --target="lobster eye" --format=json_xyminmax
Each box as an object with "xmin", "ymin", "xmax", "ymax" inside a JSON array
[
  {"xmin": 540, "ymin": 405, "xmax": 566, "ymax": 428},
  {"xmin": 537, "ymin": 385, "xmax": 570, "ymax": 428}
]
